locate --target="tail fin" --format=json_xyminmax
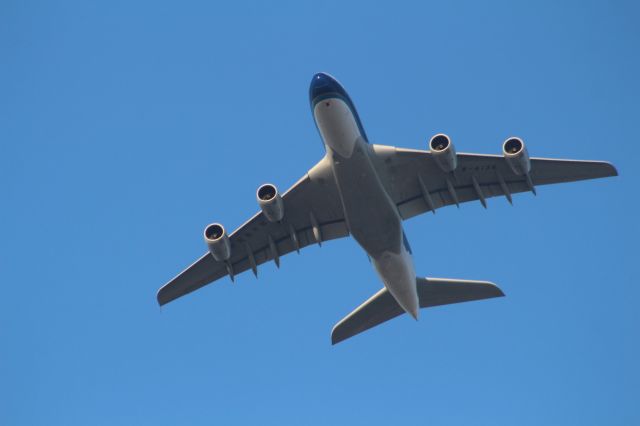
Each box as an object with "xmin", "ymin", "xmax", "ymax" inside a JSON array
[{"xmin": 331, "ymin": 277, "xmax": 504, "ymax": 345}]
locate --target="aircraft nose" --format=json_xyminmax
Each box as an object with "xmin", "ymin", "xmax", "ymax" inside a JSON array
[{"xmin": 309, "ymin": 72, "xmax": 344, "ymax": 105}]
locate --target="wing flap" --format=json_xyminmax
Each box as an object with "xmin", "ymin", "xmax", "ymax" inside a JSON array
[{"xmin": 331, "ymin": 278, "xmax": 504, "ymax": 344}]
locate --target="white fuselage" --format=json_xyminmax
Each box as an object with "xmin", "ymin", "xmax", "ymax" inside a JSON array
[{"xmin": 313, "ymin": 97, "xmax": 419, "ymax": 318}]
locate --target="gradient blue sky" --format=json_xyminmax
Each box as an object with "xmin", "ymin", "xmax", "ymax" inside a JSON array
[{"xmin": 1, "ymin": 1, "xmax": 638, "ymax": 425}]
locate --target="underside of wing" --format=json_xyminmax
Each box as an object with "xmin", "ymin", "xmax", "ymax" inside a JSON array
[
  {"xmin": 157, "ymin": 155, "xmax": 348, "ymax": 306},
  {"xmin": 368, "ymin": 144, "xmax": 617, "ymax": 220},
  {"xmin": 331, "ymin": 278, "xmax": 504, "ymax": 344}
]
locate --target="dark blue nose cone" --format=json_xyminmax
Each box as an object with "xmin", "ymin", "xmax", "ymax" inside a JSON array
[
  {"xmin": 309, "ymin": 72, "xmax": 349, "ymax": 106},
  {"xmin": 308, "ymin": 72, "xmax": 369, "ymax": 143}
]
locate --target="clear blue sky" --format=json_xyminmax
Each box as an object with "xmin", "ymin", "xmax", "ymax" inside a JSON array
[{"xmin": 1, "ymin": 1, "xmax": 638, "ymax": 425}]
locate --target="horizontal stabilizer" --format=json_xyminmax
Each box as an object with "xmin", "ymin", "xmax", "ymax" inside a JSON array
[{"xmin": 331, "ymin": 277, "xmax": 504, "ymax": 344}]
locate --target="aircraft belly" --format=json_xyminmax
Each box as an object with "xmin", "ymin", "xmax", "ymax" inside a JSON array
[
  {"xmin": 330, "ymin": 148, "xmax": 419, "ymax": 316},
  {"xmin": 330, "ymin": 144, "xmax": 402, "ymax": 258},
  {"xmin": 315, "ymin": 92, "xmax": 419, "ymax": 318}
]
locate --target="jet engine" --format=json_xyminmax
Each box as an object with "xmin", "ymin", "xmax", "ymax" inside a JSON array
[
  {"xmin": 204, "ymin": 223, "xmax": 231, "ymax": 261},
  {"xmin": 429, "ymin": 133, "xmax": 457, "ymax": 172},
  {"xmin": 502, "ymin": 137, "xmax": 530, "ymax": 175},
  {"xmin": 257, "ymin": 183, "xmax": 284, "ymax": 222}
]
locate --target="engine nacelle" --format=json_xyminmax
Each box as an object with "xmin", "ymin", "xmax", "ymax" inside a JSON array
[
  {"xmin": 502, "ymin": 137, "xmax": 531, "ymax": 175},
  {"xmin": 204, "ymin": 223, "xmax": 231, "ymax": 261},
  {"xmin": 429, "ymin": 133, "xmax": 457, "ymax": 172},
  {"xmin": 257, "ymin": 183, "xmax": 284, "ymax": 222}
]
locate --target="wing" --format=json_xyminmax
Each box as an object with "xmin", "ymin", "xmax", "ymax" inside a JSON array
[
  {"xmin": 157, "ymin": 156, "xmax": 348, "ymax": 306},
  {"xmin": 368, "ymin": 145, "xmax": 618, "ymax": 219}
]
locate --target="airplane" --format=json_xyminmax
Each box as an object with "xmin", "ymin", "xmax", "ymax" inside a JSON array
[{"xmin": 157, "ymin": 72, "xmax": 617, "ymax": 344}]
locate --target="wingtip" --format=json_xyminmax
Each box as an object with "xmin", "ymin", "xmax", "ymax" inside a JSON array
[
  {"xmin": 156, "ymin": 287, "xmax": 172, "ymax": 307},
  {"xmin": 487, "ymin": 281, "xmax": 506, "ymax": 298},
  {"xmin": 330, "ymin": 316, "xmax": 358, "ymax": 345},
  {"xmin": 593, "ymin": 160, "xmax": 619, "ymax": 177},
  {"xmin": 330, "ymin": 322, "xmax": 344, "ymax": 345},
  {"xmin": 156, "ymin": 292, "xmax": 166, "ymax": 307},
  {"xmin": 330, "ymin": 332, "xmax": 343, "ymax": 346}
]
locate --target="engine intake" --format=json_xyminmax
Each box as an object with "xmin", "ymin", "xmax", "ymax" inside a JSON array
[
  {"xmin": 429, "ymin": 133, "xmax": 457, "ymax": 172},
  {"xmin": 204, "ymin": 223, "xmax": 231, "ymax": 261},
  {"xmin": 257, "ymin": 183, "xmax": 284, "ymax": 222},
  {"xmin": 502, "ymin": 137, "xmax": 530, "ymax": 175}
]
